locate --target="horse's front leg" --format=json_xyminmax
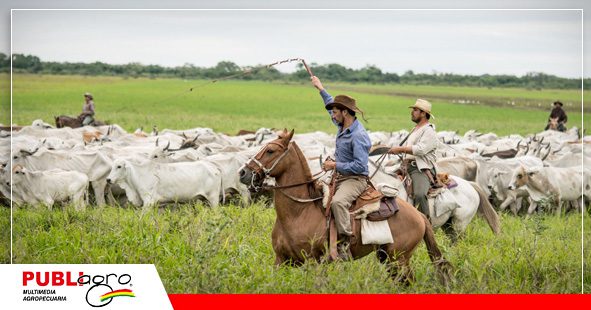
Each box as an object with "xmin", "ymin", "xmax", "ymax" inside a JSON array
[{"xmin": 274, "ymin": 255, "xmax": 287, "ymax": 266}]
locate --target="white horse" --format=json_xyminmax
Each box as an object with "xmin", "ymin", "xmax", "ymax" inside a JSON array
[{"xmin": 378, "ymin": 173, "xmax": 501, "ymax": 242}]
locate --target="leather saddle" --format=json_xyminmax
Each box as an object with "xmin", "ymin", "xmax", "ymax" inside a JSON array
[{"xmin": 349, "ymin": 186, "xmax": 399, "ymax": 222}]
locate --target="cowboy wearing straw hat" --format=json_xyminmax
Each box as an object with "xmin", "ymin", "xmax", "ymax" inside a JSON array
[
  {"xmin": 79, "ymin": 92, "xmax": 96, "ymax": 126},
  {"xmin": 311, "ymin": 75, "xmax": 371, "ymax": 261},
  {"xmin": 389, "ymin": 99, "xmax": 438, "ymax": 220}
]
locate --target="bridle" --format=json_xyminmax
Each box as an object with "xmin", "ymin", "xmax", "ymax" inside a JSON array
[
  {"xmin": 248, "ymin": 141, "xmax": 291, "ymax": 178},
  {"xmin": 244, "ymin": 140, "xmax": 325, "ymax": 202}
]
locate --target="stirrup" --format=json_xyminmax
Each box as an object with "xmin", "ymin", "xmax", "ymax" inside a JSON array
[{"xmin": 336, "ymin": 239, "xmax": 352, "ymax": 261}]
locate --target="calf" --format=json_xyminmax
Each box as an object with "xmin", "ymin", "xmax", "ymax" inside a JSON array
[{"xmin": 11, "ymin": 165, "xmax": 88, "ymax": 210}]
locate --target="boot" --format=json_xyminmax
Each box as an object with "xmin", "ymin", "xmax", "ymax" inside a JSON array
[{"xmin": 337, "ymin": 235, "xmax": 352, "ymax": 261}]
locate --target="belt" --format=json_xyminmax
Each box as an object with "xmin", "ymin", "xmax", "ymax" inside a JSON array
[
  {"xmin": 337, "ymin": 174, "xmax": 368, "ymax": 180},
  {"xmin": 402, "ymin": 159, "xmax": 417, "ymax": 167}
]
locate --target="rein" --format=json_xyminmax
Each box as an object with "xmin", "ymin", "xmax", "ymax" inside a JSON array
[
  {"xmin": 369, "ymin": 152, "xmax": 388, "ymax": 180},
  {"xmin": 246, "ymin": 141, "xmax": 325, "ymax": 203}
]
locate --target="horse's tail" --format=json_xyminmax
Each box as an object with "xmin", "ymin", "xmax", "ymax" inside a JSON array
[
  {"xmin": 422, "ymin": 213, "xmax": 453, "ymax": 286},
  {"xmin": 470, "ymin": 182, "xmax": 501, "ymax": 235}
]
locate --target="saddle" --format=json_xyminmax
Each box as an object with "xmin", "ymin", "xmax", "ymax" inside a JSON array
[
  {"xmin": 349, "ymin": 187, "xmax": 399, "ymax": 222},
  {"xmin": 427, "ymin": 173, "xmax": 458, "ymax": 198},
  {"xmin": 324, "ymin": 183, "xmax": 400, "ymax": 249},
  {"xmin": 321, "ymin": 174, "xmax": 400, "ymax": 260}
]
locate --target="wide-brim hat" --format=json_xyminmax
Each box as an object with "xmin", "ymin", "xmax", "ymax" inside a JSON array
[
  {"xmin": 84, "ymin": 92, "xmax": 93, "ymax": 100},
  {"xmin": 553, "ymin": 100, "xmax": 563, "ymax": 106},
  {"xmin": 408, "ymin": 98, "xmax": 434, "ymax": 119},
  {"xmin": 325, "ymin": 94, "xmax": 362, "ymax": 114}
]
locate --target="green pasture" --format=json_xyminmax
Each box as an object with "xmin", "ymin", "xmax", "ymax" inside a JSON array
[
  {"xmin": 10, "ymin": 204, "xmax": 590, "ymax": 293},
  {"xmin": 2, "ymin": 73, "xmax": 590, "ymax": 292},
  {"xmin": 330, "ymin": 82, "xmax": 589, "ymax": 109},
  {"xmin": 0, "ymin": 208, "xmax": 8, "ymax": 264},
  {"xmin": 1, "ymin": 74, "xmax": 8, "ymax": 125},
  {"xmin": 7, "ymin": 74, "xmax": 590, "ymax": 135}
]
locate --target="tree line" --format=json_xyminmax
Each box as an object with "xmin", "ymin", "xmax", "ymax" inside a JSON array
[{"xmin": 2, "ymin": 53, "xmax": 588, "ymax": 90}]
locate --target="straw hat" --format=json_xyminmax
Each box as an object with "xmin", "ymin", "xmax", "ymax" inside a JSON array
[{"xmin": 408, "ymin": 99, "xmax": 434, "ymax": 119}]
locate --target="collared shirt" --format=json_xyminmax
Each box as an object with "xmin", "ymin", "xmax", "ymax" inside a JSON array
[
  {"xmin": 83, "ymin": 101, "xmax": 95, "ymax": 116},
  {"xmin": 320, "ymin": 89, "xmax": 371, "ymax": 176},
  {"xmin": 404, "ymin": 123, "xmax": 438, "ymax": 170}
]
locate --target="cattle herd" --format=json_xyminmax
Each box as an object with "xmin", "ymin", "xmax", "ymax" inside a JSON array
[{"xmin": 0, "ymin": 119, "xmax": 589, "ymax": 217}]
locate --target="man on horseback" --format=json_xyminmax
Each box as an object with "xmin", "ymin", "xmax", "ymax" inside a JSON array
[
  {"xmin": 311, "ymin": 76, "xmax": 372, "ymax": 261},
  {"xmin": 388, "ymin": 99, "xmax": 438, "ymax": 221},
  {"xmin": 79, "ymin": 92, "xmax": 96, "ymax": 126},
  {"xmin": 544, "ymin": 100, "xmax": 567, "ymax": 132}
]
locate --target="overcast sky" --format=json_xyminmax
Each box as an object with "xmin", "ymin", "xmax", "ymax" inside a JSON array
[{"xmin": 2, "ymin": 1, "xmax": 589, "ymax": 78}]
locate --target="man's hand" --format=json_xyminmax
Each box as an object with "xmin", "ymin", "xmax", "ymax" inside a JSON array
[
  {"xmin": 388, "ymin": 146, "xmax": 402, "ymax": 155},
  {"xmin": 389, "ymin": 146, "xmax": 411, "ymax": 155},
  {"xmin": 322, "ymin": 159, "xmax": 336, "ymax": 171},
  {"xmin": 311, "ymin": 76, "xmax": 324, "ymax": 91}
]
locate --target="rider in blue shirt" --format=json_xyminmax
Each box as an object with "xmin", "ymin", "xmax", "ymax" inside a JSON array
[{"xmin": 312, "ymin": 76, "xmax": 371, "ymax": 261}]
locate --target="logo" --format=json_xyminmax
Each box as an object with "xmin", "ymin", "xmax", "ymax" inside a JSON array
[
  {"xmin": 78, "ymin": 273, "xmax": 135, "ymax": 308},
  {"xmin": 23, "ymin": 271, "xmax": 83, "ymax": 286}
]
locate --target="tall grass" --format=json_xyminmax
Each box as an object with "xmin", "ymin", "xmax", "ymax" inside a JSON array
[
  {"xmin": 0, "ymin": 208, "xmax": 9, "ymax": 264},
  {"xmin": 11, "ymin": 204, "xmax": 587, "ymax": 293}
]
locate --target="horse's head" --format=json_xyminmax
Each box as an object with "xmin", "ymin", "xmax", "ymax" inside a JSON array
[
  {"xmin": 548, "ymin": 117, "xmax": 559, "ymax": 130},
  {"xmin": 239, "ymin": 128, "xmax": 295, "ymax": 191},
  {"xmin": 54, "ymin": 116, "xmax": 63, "ymax": 128}
]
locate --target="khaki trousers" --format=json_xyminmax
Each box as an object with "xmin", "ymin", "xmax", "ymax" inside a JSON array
[
  {"xmin": 408, "ymin": 165, "xmax": 431, "ymax": 218},
  {"xmin": 331, "ymin": 177, "xmax": 367, "ymax": 236}
]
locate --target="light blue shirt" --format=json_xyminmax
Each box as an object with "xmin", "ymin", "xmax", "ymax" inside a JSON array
[{"xmin": 320, "ymin": 89, "xmax": 371, "ymax": 176}]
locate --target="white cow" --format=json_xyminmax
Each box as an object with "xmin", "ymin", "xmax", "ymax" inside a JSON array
[
  {"xmin": 31, "ymin": 119, "xmax": 54, "ymax": 129},
  {"xmin": 11, "ymin": 165, "xmax": 88, "ymax": 210},
  {"xmin": 204, "ymin": 153, "xmax": 251, "ymax": 204},
  {"xmin": 148, "ymin": 146, "xmax": 249, "ymax": 204},
  {"xmin": 106, "ymin": 158, "xmax": 222, "ymax": 208},
  {"xmin": 12, "ymin": 148, "xmax": 113, "ymax": 205},
  {"xmin": 508, "ymin": 165, "xmax": 590, "ymax": 215},
  {"xmin": 487, "ymin": 167, "xmax": 530, "ymax": 214}
]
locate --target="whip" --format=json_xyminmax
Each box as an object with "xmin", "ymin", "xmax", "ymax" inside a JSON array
[{"xmin": 149, "ymin": 58, "xmax": 314, "ymax": 106}]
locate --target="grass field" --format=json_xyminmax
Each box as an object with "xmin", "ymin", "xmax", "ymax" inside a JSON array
[
  {"xmin": 6, "ymin": 74, "xmax": 590, "ymax": 135},
  {"xmin": 10, "ymin": 204, "xmax": 591, "ymax": 293},
  {"xmin": 2, "ymin": 73, "xmax": 590, "ymax": 293}
]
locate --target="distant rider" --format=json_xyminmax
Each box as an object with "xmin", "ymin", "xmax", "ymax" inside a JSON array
[
  {"xmin": 80, "ymin": 92, "xmax": 95, "ymax": 126},
  {"xmin": 544, "ymin": 100, "xmax": 567, "ymax": 132}
]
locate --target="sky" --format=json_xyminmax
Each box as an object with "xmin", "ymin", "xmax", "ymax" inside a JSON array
[{"xmin": 2, "ymin": 0, "xmax": 589, "ymax": 78}]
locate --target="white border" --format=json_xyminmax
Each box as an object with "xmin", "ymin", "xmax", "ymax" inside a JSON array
[{"xmin": 8, "ymin": 8, "xmax": 587, "ymax": 294}]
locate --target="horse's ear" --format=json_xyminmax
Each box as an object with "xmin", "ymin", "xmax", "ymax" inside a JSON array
[{"xmin": 286, "ymin": 129, "xmax": 295, "ymax": 142}]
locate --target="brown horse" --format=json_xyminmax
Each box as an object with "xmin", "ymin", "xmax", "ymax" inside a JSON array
[
  {"xmin": 239, "ymin": 129, "xmax": 452, "ymax": 284},
  {"xmin": 54, "ymin": 115, "xmax": 106, "ymax": 128}
]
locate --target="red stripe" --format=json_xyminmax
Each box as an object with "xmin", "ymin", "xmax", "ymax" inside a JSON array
[{"xmin": 168, "ymin": 294, "xmax": 590, "ymax": 310}]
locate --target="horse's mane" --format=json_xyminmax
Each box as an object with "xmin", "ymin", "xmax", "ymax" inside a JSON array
[{"xmin": 289, "ymin": 141, "xmax": 313, "ymax": 181}]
